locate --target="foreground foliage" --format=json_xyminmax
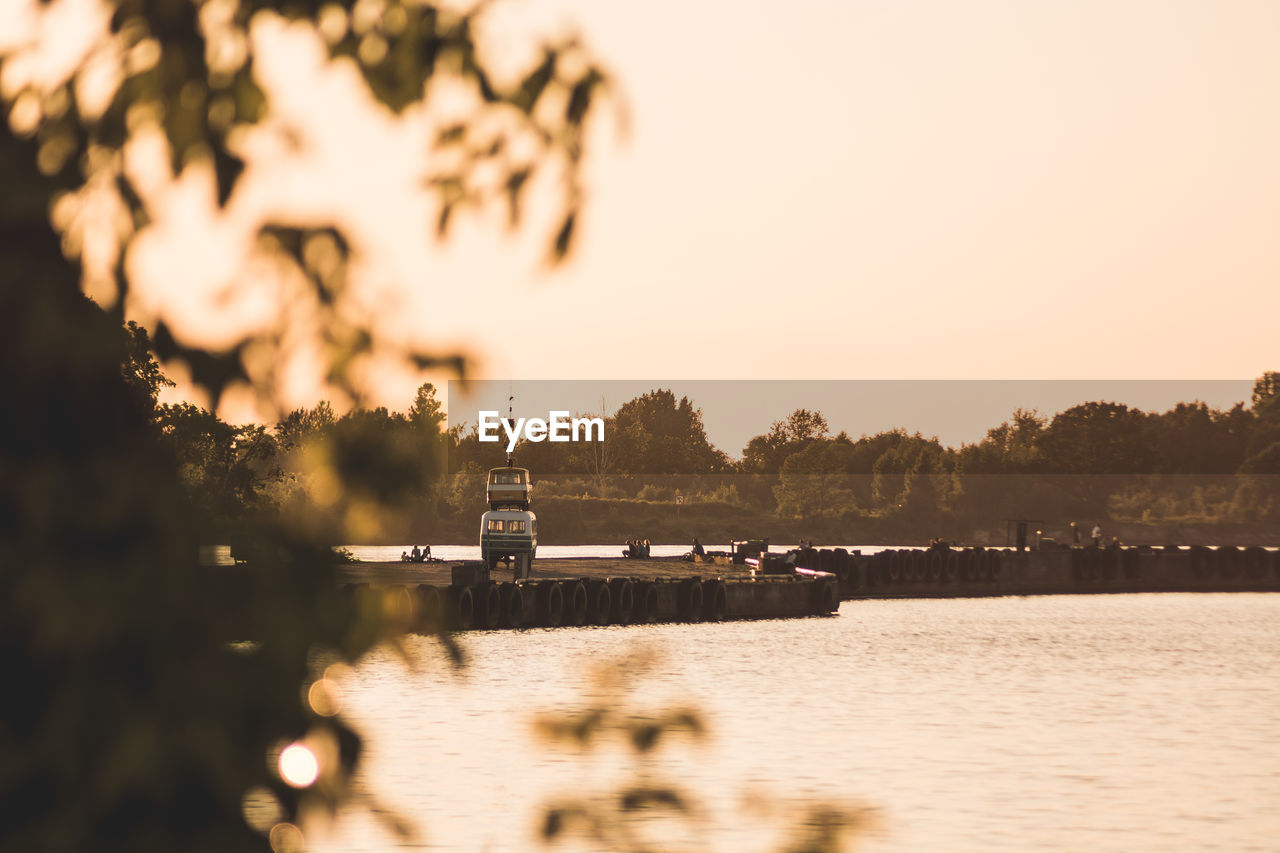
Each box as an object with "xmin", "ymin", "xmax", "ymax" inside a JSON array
[{"xmin": 1, "ymin": 0, "xmax": 610, "ymax": 848}]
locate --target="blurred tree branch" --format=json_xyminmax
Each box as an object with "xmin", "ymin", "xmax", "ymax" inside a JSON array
[{"xmin": 0, "ymin": 0, "xmax": 614, "ymax": 849}]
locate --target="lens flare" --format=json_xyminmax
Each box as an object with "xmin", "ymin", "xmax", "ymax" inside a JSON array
[
  {"xmin": 268, "ymin": 821, "xmax": 305, "ymax": 852},
  {"xmin": 240, "ymin": 785, "xmax": 285, "ymax": 834},
  {"xmin": 307, "ymin": 677, "xmax": 342, "ymax": 717},
  {"xmin": 278, "ymin": 743, "xmax": 319, "ymax": 788}
]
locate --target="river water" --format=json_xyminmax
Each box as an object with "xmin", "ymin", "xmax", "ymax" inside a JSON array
[{"xmin": 305, "ymin": 547, "xmax": 1280, "ymax": 853}]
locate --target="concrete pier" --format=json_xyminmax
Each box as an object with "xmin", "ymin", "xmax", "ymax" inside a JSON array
[
  {"xmin": 308, "ymin": 545, "xmax": 1280, "ymax": 636},
  {"xmin": 802, "ymin": 545, "xmax": 1280, "ymax": 600},
  {"xmin": 336, "ymin": 556, "xmax": 840, "ymax": 631}
]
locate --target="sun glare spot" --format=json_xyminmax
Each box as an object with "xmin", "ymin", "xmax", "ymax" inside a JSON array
[
  {"xmin": 307, "ymin": 677, "xmax": 342, "ymax": 717},
  {"xmin": 278, "ymin": 743, "xmax": 320, "ymax": 788},
  {"xmin": 240, "ymin": 785, "xmax": 285, "ymax": 834},
  {"xmin": 268, "ymin": 821, "xmax": 305, "ymax": 852}
]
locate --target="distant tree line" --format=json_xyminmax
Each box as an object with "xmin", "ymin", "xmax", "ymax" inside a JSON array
[{"xmin": 154, "ymin": 362, "xmax": 1280, "ymax": 541}]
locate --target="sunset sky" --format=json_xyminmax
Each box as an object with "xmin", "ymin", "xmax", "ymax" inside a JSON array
[
  {"xmin": 7, "ymin": 0, "xmax": 1278, "ymax": 433},
  {"xmin": 398, "ymin": 0, "xmax": 1280, "ymax": 382}
]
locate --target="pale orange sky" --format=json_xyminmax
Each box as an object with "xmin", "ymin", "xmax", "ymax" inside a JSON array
[
  {"xmin": 6, "ymin": 0, "xmax": 1279, "ymax": 420},
  {"xmin": 267, "ymin": 0, "xmax": 1280, "ymax": 389}
]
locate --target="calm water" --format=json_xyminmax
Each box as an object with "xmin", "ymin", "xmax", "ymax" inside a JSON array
[{"xmin": 306, "ymin": 568, "xmax": 1280, "ymax": 852}]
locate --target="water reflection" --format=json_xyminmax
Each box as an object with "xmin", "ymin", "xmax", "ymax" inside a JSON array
[{"xmin": 310, "ymin": 594, "xmax": 1280, "ymax": 852}]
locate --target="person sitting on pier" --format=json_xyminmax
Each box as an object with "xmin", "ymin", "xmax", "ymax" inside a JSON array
[
  {"xmin": 410, "ymin": 544, "xmax": 421, "ymax": 562},
  {"xmin": 642, "ymin": 538, "xmax": 651, "ymax": 558},
  {"xmin": 421, "ymin": 544, "xmax": 432, "ymax": 562},
  {"xmin": 692, "ymin": 537, "xmax": 705, "ymax": 558},
  {"xmin": 400, "ymin": 550, "xmax": 410, "ymax": 562},
  {"xmin": 1090, "ymin": 524, "xmax": 1102, "ymax": 547}
]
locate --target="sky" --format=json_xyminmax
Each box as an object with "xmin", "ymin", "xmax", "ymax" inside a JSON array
[
  {"xmin": 396, "ymin": 0, "xmax": 1280, "ymax": 381},
  {"xmin": 5, "ymin": 0, "xmax": 1279, "ymax": 438}
]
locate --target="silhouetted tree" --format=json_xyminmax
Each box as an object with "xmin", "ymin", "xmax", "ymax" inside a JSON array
[
  {"xmin": 609, "ymin": 389, "xmax": 727, "ymax": 474},
  {"xmin": 1, "ymin": 0, "xmax": 613, "ymax": 847},
  {"xmin": 1038, "ymin": 402, "xmax": 1156, "ymax": 474},
  {"xmin": 740, "ymin": 408, "xmax": 830, "ymax": 473},
  {"xmin": 159, "ymin": 402, "xmax": 278, "ymax": 527}
]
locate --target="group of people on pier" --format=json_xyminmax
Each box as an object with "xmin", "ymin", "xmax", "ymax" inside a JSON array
[
  {"xmin": 1069, "ymin": 522, "xmax": 1121, "ymax": 549},
  {"xmin": 623, "ymin": 538, "xmax": 652, "ymax": 558},
  {"xmin": 400, "ymin": 544, "xmax": 433, "ymax": 563}
]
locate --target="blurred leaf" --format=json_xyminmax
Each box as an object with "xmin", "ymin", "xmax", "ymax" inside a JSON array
[
  {"xmin": 513, "ymin": 51, "xmax": 556, "ymax": 112},
  {"xmin": 552, "ymin": 210, "xmax": 576, "ymax": 260},
  {"xmin": 567, "ymin": 70, "xmax": 603, "ymax": 125},
  {"xmin": 153, "ymin": 320, "xmax": 248, "ymax": 410},
  {"xmin": 213, "ymin": 145, "xmax": 245, "ymax": 207},
  {"xmin": 618, "ymin": 787, "xmax": 687, "ymax": 813},
  {"xmin": 505, "ymin": 167, "xmax": 530, "ymax": 226}
]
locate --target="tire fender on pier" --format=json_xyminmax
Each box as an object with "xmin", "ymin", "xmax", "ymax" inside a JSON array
[
  {"xmin": 968, "ymin": 549, "xmax": 985, "ymax": 584},
  {"xmin": 927, "ymin": 550, "xmax": 943, "ymax": 582},
  {"xmin": 500, "ymin": 582, "xmax": 524, "ymax": 628},
  {"xmin": 702, "ymin": 580, "xmax": 727, "ymax": 621},
  {"xmin": 1244, "ymin": 547, "xmax": 1268, "ymax": 580},
  {"xmin": 1218, "ymin": 546, "xmax": 1242, "ymax": 580},
  {"xmin": 415, "ymin": 584, "xmax": 443, "ymax": 632},
  {"xmin": 812, "ymin": 579, "xmax": 838, "ymax": 614},
  {"xmin": 679, "ymin": 579, "xmax": 704, "ymax": 622},
  {"xmin": 537, "ymin": 580, "xmax": 564, "ymax": 627},
  {"xmin": 608, "ymin": 578, "xmax": 635, "ymax": 624},
  {"xmin": 562, "ymin": 580, "xmax": 588, "ymax": 626},
  {"xmin": 636, "ymin": 582, "xmax": 659, "ymax": 623},
  {"xmin": 944, "ymin": 550, "xmax": 959, "ymax": 583},
  {"xmin": 1101, "ymin": 549, "xmax": 1119, "ymax": 582},
  {"xmin": 449, "ymin": 585, "xmax": 475, "ymax": 630},
  {"xmin": 383, "ymin": 584, "xmax": 416, "ymax": 630},
  {"xmin": 476, "ymin": 583, "xmax": 502, "ymax": 629},
  {"xmin": 887, "ymin": 550, "xmax": 904, "ymax": 583},
  {"xmin": 1071, "ymin": 549, "xmax": 1085, "ymax": 583},
  {"xmin": 911, "ymin": 550, "xmax": 927, "ymax": 583},
  {"xmin": 586, "ymin": 579, "xmax": 612, "ymax": 625},
  {"xmin": 1189, "ymin": 546, "xmax": 1211, "ymax": 580}
]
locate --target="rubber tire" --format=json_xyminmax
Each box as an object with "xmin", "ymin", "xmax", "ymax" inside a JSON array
[
  {"xmin": 1189, "ymin": 546, "xmax": 1210, "ymax": 580},
  {"xmin": 609, "ymin": 578, "xmax": 635, "ymax": 624},
  {"xmin": 636, "ymin": 582, "xmax": 659, "ymax": 623},
  {"xmin": 475, "ymin": 584, "xmax": 502, "ymax": 629},
  {"xmin": 500, "ymin": 582, "xmax": 524, "ymax": 627},
  {"xmin": 1245, "ymin": 547, "xmax": 1268, "ymax": 580},
  {"xmin": 702, "ymin": 580, "xmax": 727, "ymax": 621},
  {"xmin": 887, "ymin": 551, "xmax": 903, "ymax": 583},
  {"xmin": 563, "ymin": 580, "xmax": 588, "ymax": 626},
  {"xmin": 680, "ymin": 579, "xmax": 704, "ymax": 622},
  {"xmin": 1101, "ymin": 549, "xmax": 1118, "ymax": 582},
  {"xmin": 1218, "ymin": 546, "xmax": 1242, "ymax": 580},
  {"xmin": 587, "ymin": 580, "xmax": 612, "ymax": 625},
  {"xmin": 814, "ymin": 580, "xmax": 837, "ymax": 614},
  {"xmin": 943, "ymin": 550, "xmax": 959, "ymax": 583},
  {"xmin": 450, "ymin": 585, "xmax": 475, "ymax": 630},
  {"xmin": 416, "ymin": 584, "xmax": 443, "ymax": 632},
  {"xmin": 537, "ymin": 581, "xmax": 564, "ymax": 627}
]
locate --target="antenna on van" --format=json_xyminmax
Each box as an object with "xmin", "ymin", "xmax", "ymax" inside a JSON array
[{"xmin": 506, "ymin": 386, "xmax": 514, "ymax": 467}]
